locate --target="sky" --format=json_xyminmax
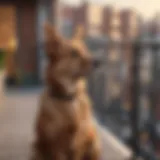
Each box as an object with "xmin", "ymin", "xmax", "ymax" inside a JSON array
[{"xmin": 61, "ymin": 0, "xmax": 160, "ymax": 19}]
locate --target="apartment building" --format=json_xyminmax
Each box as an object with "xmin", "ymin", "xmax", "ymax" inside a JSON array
[{"xmin": 61, "ymin": 2, "xmax": 104, "ymax": 37}]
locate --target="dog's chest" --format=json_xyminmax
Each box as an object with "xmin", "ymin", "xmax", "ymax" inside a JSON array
[
  {"xmin": 59, "ymin": 101, "xmax": 81, "ymax": 129},
  {"xmin": 51, "ymin": 101, "xmax": 81, "ymax": 147}
]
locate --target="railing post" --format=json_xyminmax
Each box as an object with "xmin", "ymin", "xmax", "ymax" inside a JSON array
[
  {"xmin": 150, "ymin": 41, "xmax": 159, "ymax": 116},
  {"xmin": 148, "ymin": 41, "xmax": 160, "ymax": 149},
  {"xmin": 130, "ymin": 41, "xmax": 141, "ymax": 157}
]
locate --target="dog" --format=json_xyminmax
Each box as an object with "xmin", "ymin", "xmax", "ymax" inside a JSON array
[{"xmin": 32, "ymin": 23, "xmax": 100, "ymax": 160}]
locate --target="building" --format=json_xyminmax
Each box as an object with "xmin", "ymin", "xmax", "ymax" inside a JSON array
[
  {"xmin": 86, "ymin": 3, "xmax": 103, "ymax": 36},
  {"xmin": 102, "ymin": 6, "xmax": 121, "ymax": 40},
  {"xmin": 72, "ymin": 2, "xmax": 88, "ymax": 34},
  {"xmin": 0, "ymin": 0, "xmax": 56, "ymax": 86},
  {"xmin": 61, "ymin": 2, "xmax": 104, "ymax": 37},
  {"xmin": 152, "ymin": 14, "xmax": 160, "ymax": 37},
  {"xmin": 59, "ymin": 4, "xmax": 75, "ymax": 38},
  {"xmin": 120, "ymin": 9, "xmax": 140, "ymax": 40},
  {"xmin": 61, "ymin": 3, "xmax": 141, "ymax": 39}
]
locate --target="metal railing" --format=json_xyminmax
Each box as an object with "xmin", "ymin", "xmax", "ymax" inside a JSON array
[{"xmin": 86, "ymin": 37, "xmax": 160, "ymax": 158}]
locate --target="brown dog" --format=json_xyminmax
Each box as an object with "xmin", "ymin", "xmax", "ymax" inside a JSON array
[{"xmin": 32, "ymin": 23, "xmax": 100, "ymax": 160}]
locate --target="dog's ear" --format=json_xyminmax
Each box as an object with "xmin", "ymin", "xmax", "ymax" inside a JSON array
[{"xmin": 44, "ymin": 22, "xmax": 62, "ymax": 58}]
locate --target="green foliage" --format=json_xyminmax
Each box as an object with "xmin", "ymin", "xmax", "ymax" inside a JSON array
[{"xmin": 0, "ymin": 49, "xmax": 5, "ymax": 70}]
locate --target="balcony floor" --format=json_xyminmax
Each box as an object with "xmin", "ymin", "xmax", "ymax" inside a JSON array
[{"xmin": 0, "ymin": 89, "xmax": 132, "ymax": 160}]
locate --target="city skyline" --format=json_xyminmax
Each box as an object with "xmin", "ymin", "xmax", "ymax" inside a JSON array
[{"xmin": 61, "ymin": 0, "xmax": 160, "ymax": 19}]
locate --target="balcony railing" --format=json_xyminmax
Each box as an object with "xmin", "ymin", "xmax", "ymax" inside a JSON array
[{"xmin": 85, "ymin": 36, "xmax": 160, "ymax": 159}]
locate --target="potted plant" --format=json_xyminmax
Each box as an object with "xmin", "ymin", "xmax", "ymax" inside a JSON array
[{"xmin": 0, "ymin": 48, "xmax": 6, "ymax": 106}]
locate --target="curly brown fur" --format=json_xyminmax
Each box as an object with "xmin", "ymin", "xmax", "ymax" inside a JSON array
[{"xmin": 32, "ymin": 23, "xmax": 100, "ymax": 160}]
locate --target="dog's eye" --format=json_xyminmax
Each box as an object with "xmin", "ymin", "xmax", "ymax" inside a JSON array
[{"xmin": 71, "ymin": 49, "xmax": 79, "ymax": 58}]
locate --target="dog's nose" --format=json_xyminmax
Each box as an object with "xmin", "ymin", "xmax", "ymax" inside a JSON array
[
  {"xmin": 83, "ymin": 57, "xmax": 101, "ymax": 71},
  {"xmin": 92, "ymin": 57, "xmax": 102, "ymax": 69},
  {"xmin": 91, "ymin": 56, "xmax": 102, "ymax": 69}
]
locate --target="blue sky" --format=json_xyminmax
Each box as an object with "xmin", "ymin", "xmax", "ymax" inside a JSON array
[{"xmin": 61, "ymin": 0, "xmax": 160, "ymax": 19}]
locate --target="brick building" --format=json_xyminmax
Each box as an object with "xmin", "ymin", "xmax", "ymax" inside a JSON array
[
  {"xmin": 61, "ymin": 2, "xmax": 104, "ymax": 37},
  {"xmin": 120, "ymin": 9, "xmax": 140, "ymax": 39},
  {"xmin": 102, "ymin": 6, "xmax": 121, "ymax": 40},
  {"xmin": 61, "ymin": 4, "xmax": 140, "ymax": 40}
]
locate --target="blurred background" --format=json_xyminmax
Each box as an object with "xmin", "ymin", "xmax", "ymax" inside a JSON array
[{"xmin": 0, "ymin": 0, "xmax": 160, "ymax": 159}]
